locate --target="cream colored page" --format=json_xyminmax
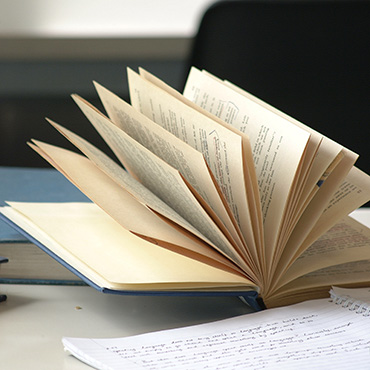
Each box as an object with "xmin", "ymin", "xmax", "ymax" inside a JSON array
[
  {"xmin": 220, "ymin": 71, "xmax": 358, "ymax": 270},
  {"xmin": 69, "ymin": 97, "xmax": 247, "ymax": 265},
  {"xmin": 1, "ymin": 203, "xmax": 253, "ymax": 289},
  {"xmin": 281, "ymin": 151, "xmax": 343, "ymax": 242},
  {"xmin": 127, "ymin": 68, "xmax": 257, "ymax": 257},
  {"xmin": 183, "ymin": 67, "xmax": 311, "ymax": 256},
  {"xmin": 275, "ymin": 260, "xmax": 370, "ymax": 299},
  {"xmin": 276, "ymin": 216, "xmax": 370, "ymax": 289},
  {"xmin": 0, "ymin": 204, "xmax": 115, "ymax": 289},
  {"xmin": 90, "ymin": 85, "xmax": 245, "ymax": 253},
  {"xmin": 297, "ymin": 166, "xmax": 370, "ymax": 255},
  {"xmin": 268, "ymin": 151, "xmax": 351, "ymax": 278}
]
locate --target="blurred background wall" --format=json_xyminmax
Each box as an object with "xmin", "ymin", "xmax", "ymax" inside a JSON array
[{"xmin": 0, "ymin": 0, "xmax": 214, "ymax": 167}]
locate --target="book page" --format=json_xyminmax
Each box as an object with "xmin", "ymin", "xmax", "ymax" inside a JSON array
[
  {"xmin": 127, "ymin": 68, "xmax": 261, "ymax": 268},
  {"xmin": 298, "ymin": 260, "xmax": 370, "ymax": 288},
  {"xmin": 274, "ymin": 216, "xmax": 370, "ymax": 290},
  {"xmin": 286, "ymin": 166, "xmax": 370, "ymax": 265},
  {"xmin": 222, "ymin": 76, "xmax": 345, "ymax": 166},
  {"xmin": 63, "ymin": 296, "xmax": 370, "ymax": 369},
  {"xmin": 28, "ymin": 141, "xmax": 209, "ymax": 252},
  {"xmin": 183, "ymin": 67, "xmax": 311, "ymax": 270},
  {"xmin": 268, "ymin": 260, "xmax": 370, "ymax": 307},
  {"xmin": 90, "ymin": 84, "xmax": 249, "ymax": 263}
]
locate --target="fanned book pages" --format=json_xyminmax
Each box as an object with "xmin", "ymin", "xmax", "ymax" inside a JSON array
[
  {"xmin": 1, "ymin": 67, "xmax": 370, "ymax": 309},
  {"xmin": 62, "ymin": 287, "xmax": 370, "ymax": 370}
]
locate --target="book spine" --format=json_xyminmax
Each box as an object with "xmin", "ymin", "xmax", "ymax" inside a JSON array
[{"xmin": 330, "ymin": 290, "xmax": 370, "ymax": 317}]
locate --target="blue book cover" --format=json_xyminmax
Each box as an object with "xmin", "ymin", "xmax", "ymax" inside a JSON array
[{"xmin": 0, "ymin": 166, "xmax": 89, "ymax": 242}]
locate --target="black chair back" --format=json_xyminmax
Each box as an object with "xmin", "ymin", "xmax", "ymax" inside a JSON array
[{"xmin": 185, "ymin": 0, "xmax": 370, "ymax": 175}]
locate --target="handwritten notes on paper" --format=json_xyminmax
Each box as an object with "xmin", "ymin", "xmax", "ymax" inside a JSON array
[{"xmin": 63, "ymin": 297, "xmax": 370, "ymax": 369}]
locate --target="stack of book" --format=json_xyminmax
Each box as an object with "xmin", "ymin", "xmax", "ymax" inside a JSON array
[{"xmin": 0, "ymin": 167, "xmax": 88, "ymax": 285}]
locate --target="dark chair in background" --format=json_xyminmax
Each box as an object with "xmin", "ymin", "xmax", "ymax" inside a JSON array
[{"xmin": 185, "ymin": 0, "xmax": 370, "ymax": 176}]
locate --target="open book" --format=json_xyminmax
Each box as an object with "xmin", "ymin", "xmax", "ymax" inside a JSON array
[
  {"xmin": 1, "ymin": 67, "xmax": 370, "ymax": 309},
  {"xmin": 62, "ymin": 287, "xmax": 370, "ymax": 369}
]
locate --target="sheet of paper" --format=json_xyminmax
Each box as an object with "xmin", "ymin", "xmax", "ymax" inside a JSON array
[{"xmin": 63, "ymin": 295, "xmax": 370, "ymax": 370}]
